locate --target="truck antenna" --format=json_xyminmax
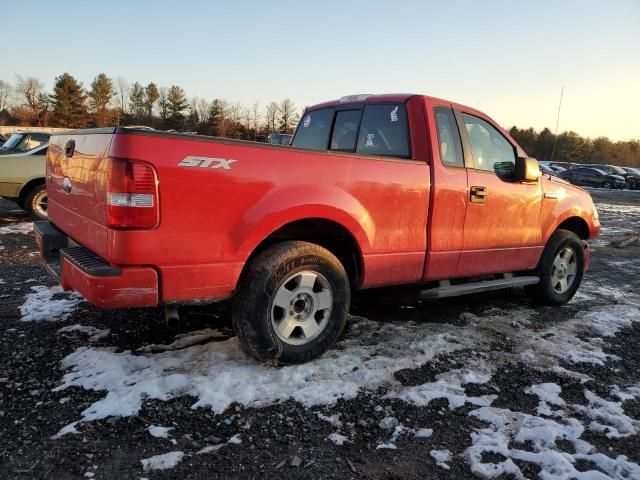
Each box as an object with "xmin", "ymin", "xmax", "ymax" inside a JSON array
[{"xmin": 550, "ymin": 86, "xmax": 564, "ymax": 164}]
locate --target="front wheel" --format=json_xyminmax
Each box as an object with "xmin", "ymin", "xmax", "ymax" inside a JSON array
[
  {"xmin": 526, "ymin": 229, "xmax": 585, "ymax": 305},
  {"xmin": 25, "ymin": 185, "xmax": 48, "ymax": 220},
  {"xmin": 232, "ymin": 241, "xmax": 350, "ymax": 364}
]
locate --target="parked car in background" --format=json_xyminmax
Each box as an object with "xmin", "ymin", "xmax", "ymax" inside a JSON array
[
  {"xmin": 621, "ymin": 167, "xmax": 640, "ymax": 189},
  {"xmin": 540, "ymin": 164, "xmax": 562, "ymax": 177},
  {"xmin": 549, "ymin": 161, "xmax": 572, "ymax": 171},
  {"xmin": 587, "ymin": 164, "xmax": 635, "ymax": 189},
  {"xmin": 558, "ymin": 166, "xmax": 626, "ymax": 189},
  {"xmin": 0, "ymin": 142, "xmax": 48, "ymax": 219},
  {"xmin": 35, "ymin": 93, "xmax": 599, "ymax": 364},
  {"xmin": 1, "ymin": 131, "xmax": 50, "ymax": 155},
  {"xmin": 267, "ymin": 132, "xmax": 293, "ymax": 145}
]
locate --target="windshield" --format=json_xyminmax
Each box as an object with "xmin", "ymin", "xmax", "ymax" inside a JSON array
[
  {"xmin": 1, "ymin": 133, "xmax": 24, "ymax": 150},
  {"xmin": 1, "ymin": 132, "xmax": 49, "ymax": 153}
]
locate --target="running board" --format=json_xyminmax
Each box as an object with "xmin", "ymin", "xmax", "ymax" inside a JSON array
[{"xmin": 420, "ymin": 275, "xmax": 540, "ymax": 299}]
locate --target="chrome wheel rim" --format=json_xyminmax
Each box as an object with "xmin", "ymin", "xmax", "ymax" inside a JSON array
[
  {"xmin": 550, "ymin": 247, "xmax": 578, "ymax": 294},
  {"xmin": 34, "ymin": 191, "xmax": 48, "ymax": 218},
  {"xmin": 270, "ymin": 270, "xmax": 333, "ymax": 346}
]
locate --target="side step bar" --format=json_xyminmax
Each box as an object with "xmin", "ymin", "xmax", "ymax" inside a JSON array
[{"xmin": 420, "ymin": 275, "xmax": 540, "ymax": 299}]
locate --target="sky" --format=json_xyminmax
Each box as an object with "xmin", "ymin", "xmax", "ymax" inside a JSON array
[{"xmin": 2, "ymin": 0, "xmax": 639, "ymax": 140}]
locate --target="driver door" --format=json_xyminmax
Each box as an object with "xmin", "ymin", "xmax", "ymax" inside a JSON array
[{"xmin": 456, "ymin": 111, "xmax": 543, "ymax": 277}]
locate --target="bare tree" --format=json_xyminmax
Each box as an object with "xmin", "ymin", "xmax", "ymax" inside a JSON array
[
  {"xmin": 226, "ymin": 101, "xmax": 243, "ymax": 138},
  {"xmin": 157, "ymin": 87, "xmax": 169, "ymax": 121},
  {"xmin": 115, "ymin": 77, "xmax": 130, "ymax": 114},
  {"xmin": 196, "ymin": 98, "xmax": 210, "ymax": 125},
  {"xmin": 0, "ymin": 79, "xmax": 11, "ymax": 114},
  {"xmin": 15, "ymin": 75, "xmax": 47, "ymax": 125},
  {"xmin": 264, "ymin": 101, "xmax": 279, "ymax": 133},
  {"xmin": 251, "ymin": 101, "xmax": 262, "ymax": 139}
]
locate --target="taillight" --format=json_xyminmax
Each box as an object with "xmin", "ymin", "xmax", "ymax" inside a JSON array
[{"xmin": 107, "ymin": 159, "xmax": 158, "ymax": 229}]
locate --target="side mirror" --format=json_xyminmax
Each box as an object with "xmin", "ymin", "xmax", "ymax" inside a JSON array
[{"xmin": 515, "ymin": 157, "xmax": 541, "ymax": 182}]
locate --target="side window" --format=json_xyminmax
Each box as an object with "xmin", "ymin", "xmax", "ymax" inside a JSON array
[
  {"xmin": 356, "ymin": 104, "xmax": 409, "ymax": 157},
  {"xmin": 462, "ymin": 113, "xmax": 516, "ymax": 180},
  {"xmin": 292, "ymin": 108, "xmax": 334, "ymax": 150},
  {"xmin": 434, "ymin": 107, "xmax": 464, "ymax": 167},
  {"xmin": 330, "ymin": 110, "xmax": 361, "ymax": 151}
]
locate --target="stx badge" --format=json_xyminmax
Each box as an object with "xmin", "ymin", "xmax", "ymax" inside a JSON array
[{"xmin": 178, "ymin": 156, "xmax": 237, "ymax": 169}]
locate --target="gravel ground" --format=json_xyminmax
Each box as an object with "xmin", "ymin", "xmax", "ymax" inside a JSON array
[{"xmin": 1, "ymin": 189, "xmax": 639, "ymax": 480}]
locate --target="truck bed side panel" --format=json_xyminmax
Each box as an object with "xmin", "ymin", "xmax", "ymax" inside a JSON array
[{"xmin": 108, "ymin": 133, "xmax": 430, "ymax": 301}]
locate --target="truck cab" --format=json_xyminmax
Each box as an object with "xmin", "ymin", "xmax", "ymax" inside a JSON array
[{"xmin": 35, "ymin": 94, "xmax": 600, "ymax": 364}]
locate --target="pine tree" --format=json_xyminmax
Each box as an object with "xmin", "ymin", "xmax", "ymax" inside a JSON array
[
  {"xmin": 129, "ymin": 82, "xmax": 146, "ymax": 122},
  {"xmin": 278, "ymin": 98, "xmax": 298, "ymax": 132},
  {"xmin": 88, "ymin": 73, "xmax": 113, "ymax": 127},
  {"xmin": 167, "ymin": 85, "xmax": 188, "ymax": 129},
  {"xmin": 145, "ymin": 83, "xmax": 159, "ymax": 119},
  {"xmin": 203, "ymin": 99, "xmax": 225, "ymax": 136},
  {"xmin": 50, "ymin": 73, "xmax": 88, "ymax": 128}
]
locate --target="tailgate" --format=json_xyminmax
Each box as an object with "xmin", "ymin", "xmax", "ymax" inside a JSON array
[{"xmin": 47, "ymin": 129, "xmax": 115, "ymax": 258}]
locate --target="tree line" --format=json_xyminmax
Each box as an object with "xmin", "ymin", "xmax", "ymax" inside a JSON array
[
  {"xmin": 0, "ymin": 74, "xmax": 300, "ymax": 140},
  {"xmin": 509, "ymin": 127, "xmax": 640, "ymax": 167},
  {"xmin": 1, "ymin": 74, "xmax": 638, "ymax": 166}
]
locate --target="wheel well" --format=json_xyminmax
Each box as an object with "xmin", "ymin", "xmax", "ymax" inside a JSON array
[
  {"xmin": 18, "ymin": 178, "xmax": 45, "ymax": 204},
  {"xmin": 556, "ymin": 216, "xmax": 590, "ymax": 239},
  {"xmin": 246, "ymin": 219, "xmax": 363, "ymax": 288}
]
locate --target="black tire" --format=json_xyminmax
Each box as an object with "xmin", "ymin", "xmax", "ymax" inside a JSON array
[
  {"xmin": 232, "ymin": 241, "xmax": 350, "ymax": 364},
  {"xmin": 25, "ymin": 184, "xmax": 48, "ymax": 220},
  {"xmin": 602, "ymin": 181, "xmax": 612, "ymax": 189},
  {"xmin": 526, "ymin": 229, "xmax": 585, "ymax": 305}
]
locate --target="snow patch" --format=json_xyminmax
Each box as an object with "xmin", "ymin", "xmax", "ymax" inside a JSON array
[
  {"xmin": 317, "ymin": 412, "xmax": 342, "ymax": 427},
  {"xmin": 414, "ymin": 428, "xmax": 433, "ymax": 438},
  {"xmin": 53, "ymin": 316, "xmax": 469, "ymax": 433},
  {"xmin": 525, "ymin": 383, "xmax": 566, "ymax": 417},
  {"xmin": 573, "ymin": 390, "xmax": 640, "ymax": 438},
  {"xmin": 466, "ymin": 406, "xmax": 640, "ymax": 479},
  {"xmin": 57, "ymin": 325, "xmax": 110, "ymax": 343},
  {"xmin": 0, "ymin": 222, "xmax": 33, "ymax": 235},
  {"xmin": 147, "ymin": 425, "xmax": 174, "ymax": 439},
  {"xmin": 386, "ymin": 365, "xmax": 495, "ymax": 409},
  {"xmin": 140, "ymin": 451, "xmax": 184, "ymax": 472},
  {"xmin": 20, "ymin": 286, "xmax": 82, "ymax": 322},
  {"xmin": 430, "ymin": 449, "xmax": 451, "ymax": 470},
  {"xmin": 326, "ymin": 432, "xmax": 350, "ymax": 445}
]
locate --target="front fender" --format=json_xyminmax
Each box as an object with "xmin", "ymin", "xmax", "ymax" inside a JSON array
[
  {"xmin": 232, "ymin": 184, "xmax": 375, "ymax": 259},
  {"xmin": 540, "ymin": 181, "xmax": 600, "ymax": 242}
]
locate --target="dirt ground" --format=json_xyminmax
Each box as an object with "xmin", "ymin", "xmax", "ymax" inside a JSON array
[{"xmin": 1, "ymin": 189, "xmax": 639, "ymax": 480}]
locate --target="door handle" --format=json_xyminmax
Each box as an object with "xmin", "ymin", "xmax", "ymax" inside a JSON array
[
  {"xmin": 65, "ymin": 140, "xmax": 75, "ymax": 157},
  {"xmin": 470, "ymin": 186, "xmax": 487, "ymax": 204}
]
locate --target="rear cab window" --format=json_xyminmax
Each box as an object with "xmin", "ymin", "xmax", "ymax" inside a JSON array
[
  {"xmin": 292, "ymin": 102, "xmax": 410, "ymax": 158},
  {"xmin": 434, "ymin": 107, "xmax": 464, "ymax": 167},
  {"xmin": 291, "ymin": 108, "xmax": 333, "ymax": 150}
]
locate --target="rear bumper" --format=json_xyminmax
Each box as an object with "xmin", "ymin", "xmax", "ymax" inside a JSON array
[{"xmin": 34, "ymin": 221, "xmax": 158, "ymax": 308}]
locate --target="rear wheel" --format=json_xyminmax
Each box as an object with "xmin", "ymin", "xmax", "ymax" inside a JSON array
[
  {"xmin": 24, "ymin": 185, "xmax": 48, "ymax": 220},
  {"xmin": 232, "ymin": 241, "xmax": 350, "ymax": 364},
  {"xmin": 526, "ymin": 229, "xmax": 584, "ymax": 305}
]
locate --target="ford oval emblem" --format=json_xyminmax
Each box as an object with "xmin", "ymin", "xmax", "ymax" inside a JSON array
[{"xmin": 62, "ymin": 177, "xmax": 73, "ymax": 193}]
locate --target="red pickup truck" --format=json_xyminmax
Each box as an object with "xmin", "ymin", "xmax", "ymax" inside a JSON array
[{"xmin": 35, "ymin": 93, "xmax": 600, "ymax": 363}]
